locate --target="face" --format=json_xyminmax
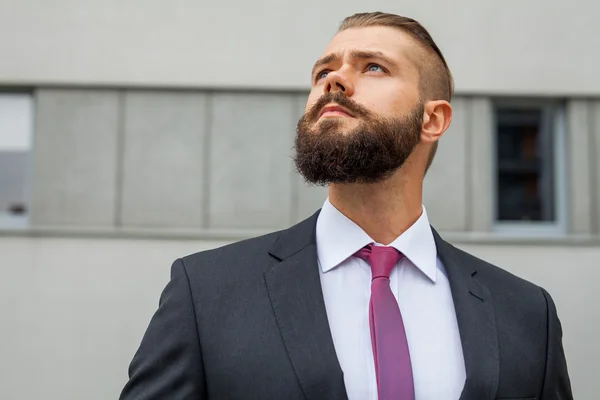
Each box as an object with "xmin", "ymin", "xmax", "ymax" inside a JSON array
[{"xmin": 294, "ymin": 26, "xmax": 425, "ymax": 185}]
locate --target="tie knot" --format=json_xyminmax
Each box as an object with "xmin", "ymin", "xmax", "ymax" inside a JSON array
[{"xmin": 354, "ymin": 244, "xmax": 402, "ymax": 279}]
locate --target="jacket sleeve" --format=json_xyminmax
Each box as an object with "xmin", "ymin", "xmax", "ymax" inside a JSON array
[
  {"xmin": 540, "ymin": 288, "xmax": 573, "ymax": 400},
  {"xmin": 120, "ymin": 258, "xmax": 206, "ymax": 399}
]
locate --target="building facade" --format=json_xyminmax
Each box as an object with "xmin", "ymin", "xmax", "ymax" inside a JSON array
[{"xmin": 0, "ymin": 1, "xmax": 599, "ymax": 399}]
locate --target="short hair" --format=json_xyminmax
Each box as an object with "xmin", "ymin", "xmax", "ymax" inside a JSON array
[
  {"xmin": 339, "ymin": 12, "xmax": 450, "ymax": 173},
  {"xmin": 338, "ymin": 12, "xmax": 454, "ymax": 102}
]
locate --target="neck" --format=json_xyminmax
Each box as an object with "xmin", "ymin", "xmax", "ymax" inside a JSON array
[{"xmin": 328, "ymin": 168, "xmax": 423, "ymax": 246}]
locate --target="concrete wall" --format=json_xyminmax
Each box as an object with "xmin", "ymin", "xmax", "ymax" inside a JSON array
[
  {"xmin": 0, "ymin": 235, "xmax": 598, "ymax": 399},
  {"xmin": 29, "ymin": 88, "xmax": 600, "ymax": 235},
  {"xmin": 32, "ymin": 90, "xmax": 120, "ymax": 226},
  {"xmin": 120, "ymin": 91, "xmax": 208, "ymax": 228},
  {"xmin": 29, "ymin": 89, "xmax": 313, "ymax": 230},
  {"xmin": 1, "ymin": 0, "xmax": 600, "ymax": 95}
]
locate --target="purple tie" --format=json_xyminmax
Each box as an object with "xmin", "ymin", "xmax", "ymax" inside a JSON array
[{"xmin": 354, "ymin": 244, "xmax": 415, "ymax": 400}]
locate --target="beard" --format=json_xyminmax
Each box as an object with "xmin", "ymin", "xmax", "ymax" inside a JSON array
[{"xmin": 294, "ymin": 91, "xmax": 424, "ymax": 185}]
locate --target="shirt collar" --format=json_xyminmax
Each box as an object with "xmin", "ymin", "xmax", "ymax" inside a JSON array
[{"xmin": 316, "ymin": 197, "xmax": 438, "ymax": 283}]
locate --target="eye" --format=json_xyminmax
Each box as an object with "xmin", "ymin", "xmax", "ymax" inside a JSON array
[
  {"xmin": 366, "ymin": 63, "xmax": 385, "ymax": 72},
  {"xmin": 316, "ymin": 70, "xmax": 330, "ymax": 81}
]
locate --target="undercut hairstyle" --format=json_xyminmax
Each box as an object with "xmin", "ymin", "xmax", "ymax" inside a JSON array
[
  {"xmin": 338, "ymin": 12, "xmax": 454, "ymax": 172},
  {"xmin": 338, "ymin": 12, "xmax": 454, "ymax": 102}
]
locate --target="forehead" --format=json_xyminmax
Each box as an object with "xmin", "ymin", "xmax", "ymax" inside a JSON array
[{"xmin": 322, "ymin": 26, "xmax": 421, "ymax": 67}]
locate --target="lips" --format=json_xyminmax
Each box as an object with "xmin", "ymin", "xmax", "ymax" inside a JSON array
[{"xmin": 318, "ymin": 104, "xmax": 355, "ymax": 118}]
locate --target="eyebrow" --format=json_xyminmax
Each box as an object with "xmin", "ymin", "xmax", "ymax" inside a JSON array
[{"xmin": 311, "ymin": 50, "xmax": 397, "ymax": 78}]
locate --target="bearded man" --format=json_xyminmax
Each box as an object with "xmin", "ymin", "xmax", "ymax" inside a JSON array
[{"xmin": 120, "ymin": 12, "xmax": 572, "ymax": 400}]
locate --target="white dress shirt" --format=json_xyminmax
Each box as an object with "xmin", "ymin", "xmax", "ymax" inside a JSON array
[{"xmin": 316, "ymin": 198, "xmax": 466, "ymax": 400}]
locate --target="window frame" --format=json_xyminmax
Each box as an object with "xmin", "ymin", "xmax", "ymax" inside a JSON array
[
  {"xmin": 0, "ymin": 91, "xmax": 34, "ymax": 230},
  {"xmin": 491, "ymin": 98, "xmax": 568, "ymax": 237}
]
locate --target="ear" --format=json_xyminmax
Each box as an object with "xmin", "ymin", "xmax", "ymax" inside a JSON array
[{"xmin": 421, "ymin": 100, "xmax": 452, "ymax": 144}]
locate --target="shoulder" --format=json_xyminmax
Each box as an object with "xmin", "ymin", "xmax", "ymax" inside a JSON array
[
  {"xmin": 180, "ymin": 230, "xmax": 283, "ymax": 273},
  {"xmin": 178, "ymin": 210, "xmax": 320, "ymax": 279},
  {"xmin": 167, "ymin": 230, "xmax": 285, "ymax": 308},
  {"xmin": 445, "ymin": 242, "xmax": 556, "ymax": 360},
  {"xmin": 452, "ymin": 243, "xmax": 539, "ymax": 287},
  {"xmin": 444, "ymin": 241, "xmax": 548, "ymax": 309}
]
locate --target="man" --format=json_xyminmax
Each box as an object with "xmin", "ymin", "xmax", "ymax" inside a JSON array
[{"xmin": 120, "ymin": 12, "xmax": 572, "ymax": 400}]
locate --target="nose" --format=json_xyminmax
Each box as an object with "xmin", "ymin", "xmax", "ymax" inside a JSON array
[{"xmin": 323, "ymin": 70, "xmax": 355, "ymax": 97}]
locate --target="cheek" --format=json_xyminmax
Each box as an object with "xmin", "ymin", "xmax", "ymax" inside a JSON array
[
  {"xmin": 356, "ymin": 98, "xmax": 398, "ymax": 119},
  {"xmin": 355, "ymin": 79, "xmax": 419, "ymax": 114},
  {"xmin": 361, "ymin": 90, "xmax": 416, "ymax": 118}
]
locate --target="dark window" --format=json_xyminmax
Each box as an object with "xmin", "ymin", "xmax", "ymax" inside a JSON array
[{"xmin": 495, "ymin": 105, "xmax": 556, "ymax": 222}]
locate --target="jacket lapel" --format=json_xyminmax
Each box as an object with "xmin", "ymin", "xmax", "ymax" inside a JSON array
[
  {"xmin": 264, "ymin": 211, "xmax": 347, "ymax": 400},
  {"xmin": 433, "ymin": 228, "xmax": 499, "ymax": 400}
]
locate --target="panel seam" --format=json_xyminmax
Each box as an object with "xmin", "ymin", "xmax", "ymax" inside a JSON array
[
  {"xmin": 589, "ymin": 100, "xmax": 599, "ymax": 234},
  {"xmin": 201, "ymin": 92, "xmax": 213, "ymax": 229},
  {"xmin": 465, "ymin": 97, "xmax": 473, "ymax": 231},
  {"xmin": 114, "ymin": 90, "xmax": 126, "ymax": 228}
]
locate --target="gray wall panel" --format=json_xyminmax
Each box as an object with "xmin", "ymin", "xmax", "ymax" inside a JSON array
[
  {"xmin": 32, "ymin": 89, "xmax": 119, "ymax": 226},
  {"xmin": 208, "ymin": 93, "xmax": 295, "ymax": 229},
  {"xmin": 424, "ymin": 97, "xmax": 468, "ymax": 231},
  {"xmin": 592, "ymin": 101, "xmax": 600, "ymax": 235},
  {"xmin": 120, "ymin": 91, "xmax": 207, "ymax": 228},
  {"xmin": 567, "ymin": 100, "xmax": 593, "ymax": 235},
  {"xmin": 3, "ymin": 1, "xmax": 600, "ymax": 96},
  {"xmin": 469, "ymin": 97, "xmax": 494, "ymax": 232}
]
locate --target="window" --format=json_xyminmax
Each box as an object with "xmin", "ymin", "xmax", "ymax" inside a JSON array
[
  {"xmin": 0, "ymin": 92, "xmax": 33, "ymax": 228},
  {"xmin": 493, "ymin": 100, "xmax": 566, "ymax": 234}
]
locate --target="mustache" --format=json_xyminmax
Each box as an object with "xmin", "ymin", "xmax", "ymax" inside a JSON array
[{"xmin": 304, "ymin": 92, "xmax": 372, "ymax": 123}]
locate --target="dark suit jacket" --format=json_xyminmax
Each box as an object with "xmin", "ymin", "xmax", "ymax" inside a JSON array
[{"xmin": 120, "ymin": 211, "xmax": 573, "ymax": 400}]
